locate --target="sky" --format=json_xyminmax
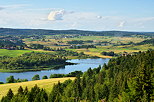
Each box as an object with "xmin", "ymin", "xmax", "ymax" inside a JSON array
[{"xmin": 0, "ymin": 0, "xmax": 154, "ymax": 31}]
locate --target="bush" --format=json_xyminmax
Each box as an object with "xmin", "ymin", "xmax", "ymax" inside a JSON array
[
  {"xmin": 32, "ymin": 74, "xmax": 40, "ymax": 81},
  {"xmin": 42, "ymin": 75, "xmax": 48, "ymax": 79},
  {"xmin": 50, "ymin": 74, "xmax": 64, "ymax": 78},
  {"xmin": 6, "ymin": 76, "xmax": 15, "ymax": 83}
]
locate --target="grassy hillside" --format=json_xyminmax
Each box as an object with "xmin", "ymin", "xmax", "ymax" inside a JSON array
[{"xmin": 0, "ymin": 77, "xmax": 75, "ymax": 99}]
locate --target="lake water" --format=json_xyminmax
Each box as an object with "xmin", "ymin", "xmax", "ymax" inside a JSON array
[{"xmin": 0, "ymin": 58, "xmax": 110, "ymax": 83}]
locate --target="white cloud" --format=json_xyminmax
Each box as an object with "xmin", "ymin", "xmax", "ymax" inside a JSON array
[
  {"xmin": 48, "ymin": 9, "xmax": 65, "ymax": 21},
  {"xmin": 0, "ymin": 6, "xmax": 154, "ymax": 31},
  {"xmin": 97, "ymin": 16, "xmax": 102, "ymax": 19},
  {"xmin": 47, "ymin": 9, "xmax": 75, "ymax": 21}
]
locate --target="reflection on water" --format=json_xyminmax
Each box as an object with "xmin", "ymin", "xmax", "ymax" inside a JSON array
[{"xmin": 0, "ymin": 58, "xmax": 110, "ymax": 83}]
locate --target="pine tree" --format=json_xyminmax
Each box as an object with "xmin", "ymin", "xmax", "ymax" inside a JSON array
[
  {"xmin": 73, "ymin": 76, "xmax": 82, "ymax": 101},
  {"xmin": 48, "ymin": 82, "xmax": 62, "ymax": 102},
  {"xmin": 24, "ymin": 86, "xmax": 28, "ymax": 95},
  {"xmin": 6, "ymin": 89, "xmax": 14, "ymax": 100},
  {"xmin": 27, "ymin": 84, "xmax": 40, "ymax": 102},
  {"xmin": 17, "ymin": 86, "xmax": 24, "ymax": 95}
]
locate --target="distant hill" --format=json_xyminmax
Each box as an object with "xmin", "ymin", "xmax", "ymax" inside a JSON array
[{"xmin": 0, "ymin": 28, "xmax": 154, "ymax": 37}]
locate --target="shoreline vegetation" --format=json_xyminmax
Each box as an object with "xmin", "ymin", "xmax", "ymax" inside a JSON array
[
  {"xmin": 0, "ymin": 62, "xmax": 75, "ymax": 73},
  {"xmin": 0, "ymin": 49, "xmax": 100, "ymax": 73}
]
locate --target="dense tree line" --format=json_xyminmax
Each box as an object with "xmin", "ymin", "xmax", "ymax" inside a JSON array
[
  {"xmin": 49, "ymin": 71, "xmax": 83, "ymax": 78},
  {"xmin": 0, "ymin": 52, "xmax": 67, "ymax": 70},
  {"xmin": 0, "ymin": 40, "xmax": 25, "ymax": 50},
  {"xmin": 136, "ymin": 38, "xmax": 154, "ymax": 45},
  {"xmin": 29, "ymin": 44, "xmax": 44, "ymax": 49},
  {"xmin": 54, "ymin": 50, "xmax": 98, "ymax": 58},
  {"xmin": 1, "ymin": 28, "xmax": 154, "ymax": 37},
  {"xmin": 1, "ymin": 51, "xmax": 154, "ymax": 102},
  {"xmin": 101, "ymin": 51, "xmax": 118, "ymax": 56},
  {"xmin": 4, "ymin": 71, "xmax": 83, "ymax": 84},
  {"xmin": 69, "ymin": 45, "xmax": 96, "ymax": 49},
  {"xmin": 67, "ymin": 40, "xmax": 84, "ymax": 44},
  {"xmin": 6, "ymin": 76, "xmax": 28, "ymax": 83},
  {"xmin": 55, "ymin": 50, "xmax": 82, "ymax": 56},
  {"xmin": 1, "ymin": 85, "xmax": 48, "ymax": 102},
  {"xmin": 28, "ymin": 44, "xmax": 65, "ymax": 51}
]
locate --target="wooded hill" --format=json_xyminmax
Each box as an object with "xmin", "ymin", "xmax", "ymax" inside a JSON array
[
  {"xmin": 0, "ymin": 28, "xmax": 154, "ymax": 37},
  {"xmin": 1, "ymin": 50, "xmax": 153, "ymax": 102},
  {"xmin": 0, "ymin": 52, "xmax": 67, "ymax": 70}
]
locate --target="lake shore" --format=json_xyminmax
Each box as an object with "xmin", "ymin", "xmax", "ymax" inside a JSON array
[
  {"xmin": 0, "ymin": 62, "xmax": 75, "ymax": 73},
  {"xmin": 0, "ymin": 58, "xmax": 110, "ymax": 83}
]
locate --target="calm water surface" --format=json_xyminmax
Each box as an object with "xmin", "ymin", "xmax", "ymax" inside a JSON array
[{"xmin": 0, "ymin": 58, "xmax": 110, "ymax": 83}]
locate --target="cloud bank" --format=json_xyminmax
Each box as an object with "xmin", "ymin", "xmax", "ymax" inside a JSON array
[{"xmin": 0, "ymin": 6, "xmax": 154, "ymax": 31}]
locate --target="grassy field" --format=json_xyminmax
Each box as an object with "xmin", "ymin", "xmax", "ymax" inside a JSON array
[
  {"xmin": 0, "ymin": 49, "xmax": 54, "ymax": 57},
  {"xmin": 0, "ymin": 77, "xmax": 75, "ymax": 99},
  {"xmin": 0, "ymin": 49, "xmax": 32, "ymax": 57},
  {"xmin": 66, "ymin": 44, "xmax": 154, "ymax": 58},
  {"xmin": 64, "ymin": 36, "xmax": 145, "ymax": 43},
  {"xmin": 23, "ymin": 36, "xmax": 146, "ymax": 47}
]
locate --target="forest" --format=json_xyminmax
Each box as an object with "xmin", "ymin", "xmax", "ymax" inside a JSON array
[
  {"xmin": 0, "ymin": 52, "xmax": 67, "ymax": 70},
  {"xmin": 1, "ymin": 50, "xmax": 153, "ymax": 102}
]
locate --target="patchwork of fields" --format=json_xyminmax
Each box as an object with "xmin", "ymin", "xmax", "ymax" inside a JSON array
[{"xmin": 0, "ymin": 36, "xmax": 153, "ymax": 58}]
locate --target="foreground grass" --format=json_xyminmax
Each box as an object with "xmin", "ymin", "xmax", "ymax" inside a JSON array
[{"xmin": 0, "ymin": 77, "xmax": 75, "ymax": 99}]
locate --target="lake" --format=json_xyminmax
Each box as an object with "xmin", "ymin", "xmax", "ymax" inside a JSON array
[{"xmin": 0, "ymin": 58, "xmax": 110, "ymax": 83}]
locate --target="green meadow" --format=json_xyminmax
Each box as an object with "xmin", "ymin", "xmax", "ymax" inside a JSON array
[{"xmin": 0, "ymin": 49, "xmax": 32, "ymax": 57}]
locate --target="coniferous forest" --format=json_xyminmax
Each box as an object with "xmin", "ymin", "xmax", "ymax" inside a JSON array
[{"xmin": 1, "ymin": 50, "xmax": 153, "ymax": 102}]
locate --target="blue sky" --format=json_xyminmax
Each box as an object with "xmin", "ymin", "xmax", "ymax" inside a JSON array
[{"xmin": 0, "ymin": 0, "xmax": 154, "ymax": 31}]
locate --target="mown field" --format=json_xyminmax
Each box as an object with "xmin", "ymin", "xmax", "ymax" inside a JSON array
[{"xmin": 0, "ymin": 77, "xmax": 75, "ymax": 99}]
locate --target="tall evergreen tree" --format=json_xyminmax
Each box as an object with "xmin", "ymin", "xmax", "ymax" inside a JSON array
[{"xmin": 17, "ymin": 86, "xmax": 24, "ymax": 95}]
